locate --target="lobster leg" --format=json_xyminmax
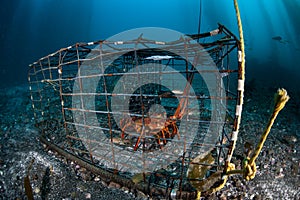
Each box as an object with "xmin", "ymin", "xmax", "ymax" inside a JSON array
[
  {"xmin": 172, "ymin": 123, "xmax": 180, "ymax": 140},
  {"xmin": 120, "ymin": 122, "xmax": 131, "ymax": 139},
  {"xmin": 134, "ymin": 136, "xmax": 141, "ymax": 151},
  {"xmin": 133, "ymin": 124, "xmax": 146, "ymax": 151},
  {"xmin": 160, "ymin": 130, "xmax": 167, "ymax": 145}
]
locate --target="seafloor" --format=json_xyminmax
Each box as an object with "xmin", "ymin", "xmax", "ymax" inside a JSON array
[{"xmin": 0, "ymin": 83, "xmax": 299, "ymax": 200}]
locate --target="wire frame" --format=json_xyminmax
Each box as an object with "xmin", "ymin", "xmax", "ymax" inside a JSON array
[{"xmin": 28, "ymin": 24, "xmax": 241, "ymax": 199}]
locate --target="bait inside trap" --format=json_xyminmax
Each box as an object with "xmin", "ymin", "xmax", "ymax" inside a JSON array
[{"xmin": 28, "ymin": 24, "xmax": 243, "ymax": 198}]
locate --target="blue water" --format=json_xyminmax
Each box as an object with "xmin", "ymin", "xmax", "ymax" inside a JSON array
[{"xmin": 0, "ymin": 0, "xmax": 299, "ymax": 90}]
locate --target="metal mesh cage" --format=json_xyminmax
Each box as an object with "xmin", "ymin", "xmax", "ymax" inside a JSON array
[{"xmin": 28, "ymin": 24, "xmax": 242, "ymax": 199}]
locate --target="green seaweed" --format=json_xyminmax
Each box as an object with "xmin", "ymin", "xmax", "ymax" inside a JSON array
[{"xmin": 187, "ymin": 152, "xmax": 215, "ymax": 192}]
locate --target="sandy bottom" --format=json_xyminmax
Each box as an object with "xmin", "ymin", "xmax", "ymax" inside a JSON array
[{"xmin": 0, "ymin": 84, "xmax": 299, "ymax": 199}]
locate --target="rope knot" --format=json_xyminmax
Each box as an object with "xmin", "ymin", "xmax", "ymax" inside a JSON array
[{"xmin": 242, "ymin": 157, "xmax": 256, "ymax": 181}]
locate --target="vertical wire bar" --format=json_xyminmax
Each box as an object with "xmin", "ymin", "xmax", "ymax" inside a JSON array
[
  {"xmin": 226, "ymin": 44, "xmax": 230, "ymax": 97},
  {"xmin": 99, "ymin": 41, "xmax": 117, "ymax": 171},
  {"xmin": 57, "ymin": 50, "xmax": 69, "ymax": 147},
  {"xmin": 39, "ymin": 60, "xmax": 47, "ymax": 81},
  {"xmin": 76, "ymin": 44, "xmax": 92, "ymax": 161},
  {"xmin": 28, "ymin": 65, "xmax": 39, "ymax": 121},
  {"xmin": 57, "ymin": 51, "xmax": 71, "ymax": 147},
  {"xmin": 47, "ymin": 57, "xmax": 53, "ymax": 80},
  {"xmin": 35, "ymin": 63, "xmax": 44, "ymax": 120}
]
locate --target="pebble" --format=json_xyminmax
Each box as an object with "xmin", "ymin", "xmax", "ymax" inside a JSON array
[
  {"xmin": 79, "ymin": 167, "xmax": 86, "ymax": 172},
  {"xmin": 80, "ymin": 171, "xmax": 92, "ymax": 181},
  {"xmin": 136, "ymin": 190, "xmax": 147, "ymax": 198},
  {"xmin": 108, "ymin": 182, "xmax": 121, "ymax": 189},
  {"xmin": 269, "ymin": 157, "xmax": 275, "ymax": 165},
  {"xmin": 70, "ymin": 191, "xmax": 78, "ymax": 198},
  {"xmin": 121, "ymin": 187, "xmax": 129, "ymax": 193},
  {"xmin": 101, "ymin": 181, "xmax": 108, "ymax": 187},
  {"xmin": 219, "ymin": 193, "xmax": 227, "ymax": 200},
  {"xmin": 252, "ymin": 194, "xmax": 262, "ymax": 200},
  {"xmin": 85, "ymin": 193, "xmax": 91, "ymax": 199},
  {"xmin": 34, "ymin": 187, "xmax": 40, "ymax": 194},
  {"xmin": 235, "ymin": 180, "xmax": 242, "ymax": 188},
  {"xmin": 282, "ymin": 135, "xmax": 298, "ymax": 146}
]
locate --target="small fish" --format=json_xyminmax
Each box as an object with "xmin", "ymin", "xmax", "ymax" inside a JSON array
[
  {"xmin": 145, "ymin": 55, "xmax": 173, "ymax": 60},
  {"xmin": 272, "ymin": 36, "xmax": 289, "ymax": 44},
  {"xmin": 272, "ymin": 36, "xmax": 283, "ymax": 41}
]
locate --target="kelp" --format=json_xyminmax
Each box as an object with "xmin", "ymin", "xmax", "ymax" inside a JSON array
[
  {"xmin": 187, "ymin": 152, "xmax": 215, "ymax": 191},
  {"xmin": 24, "ymin": 159, "xmax": 35, "ymax": 200},
  {"xmin": 41, "ymin": 167, "xmax": 51, "ymax": 200}
]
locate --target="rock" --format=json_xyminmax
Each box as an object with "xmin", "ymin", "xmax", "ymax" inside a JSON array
[
  {"xmin": 136, "ymin": 190, "xmax": 147, "ymax": 198},
  {"xmin": 235, "ymin": 179, "xmax": 242, "ymax": 188},
  {"xmin": 121, "ymin": 187, "xmax": 130, "ymax": 193},
  {"xmin": 253, "ymin": 194, "xmax": 262, "ymax": 200},
  {"xmin": 108, "ymin": 182, "xmax": 121, "ymax": 189},
  {"xmin": 34, "ymin": 187, "xmax": 40, "ymax": 194},
  {"xmin": 291, "ymin": 162, "xmax": 299, "ymax": 176},
  {"xmin": 85, "ymin": 192, "xmax": 91, "ymax": 199},
  {"xmin": 101, "ymin": 181, "xmax": 108, "ymax": 187},
  {"xmin": 70, "ymin": 191, "xmax": 78, "ymax": 199},
  {"xmin": 81, "ymin": 171, "xmax": 92, "ymax": 181}
]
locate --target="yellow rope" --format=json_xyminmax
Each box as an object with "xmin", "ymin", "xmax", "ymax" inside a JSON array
[
  {"xmin": 196, "ymin": 191, "xmax": 201, "ymax": 200},
  {"xmin": 196, "ymin": 0, "xmax": 290, "ymax": 195},
  {"xmin": 196, "ymin": 0, "xmax": 245, "ymax": 196},
  {"xmin": 208, "ymin": 0, "xmax": 246, "ymax": 192},
  {"xmin": 225, "ymin": 88, "xmax": 290, "ymax": 181},
  {"xmin": 196, "ymin": 88, "xmax": 290, "ymax": 198},
  {"xmin": 231, "ymin": 0, "xmax": 289, "ymax": 183},
  {"xmin": 243, "ymin": 88, "xmax": 290, "ymax": 180},
  {"xmin": 234, "ymin": 0, "xmax": 245, "ymax": 80},
  {"xmin": 208, "ymin": 163, "xmax": 235, "ymax": 194}
]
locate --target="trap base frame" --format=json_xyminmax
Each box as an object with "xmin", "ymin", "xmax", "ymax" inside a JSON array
[{"xmin": 28, "ymin": 24, "xmax": 243, "ymax": 199}]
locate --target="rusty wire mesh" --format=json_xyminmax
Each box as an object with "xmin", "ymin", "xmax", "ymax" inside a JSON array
[{"xmin": 28, "ymin": 24, "xmax": 241, "ymax": 198}]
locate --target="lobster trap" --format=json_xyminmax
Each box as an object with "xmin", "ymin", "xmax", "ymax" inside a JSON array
[{"xmin": 28, "ymin": 24, "xmax": 244, "ymax": 199}]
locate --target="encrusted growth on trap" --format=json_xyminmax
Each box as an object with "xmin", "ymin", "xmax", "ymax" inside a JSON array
[{"xmin": 28, "ymin": 24, "xmax": 243, "ymax": 198}]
